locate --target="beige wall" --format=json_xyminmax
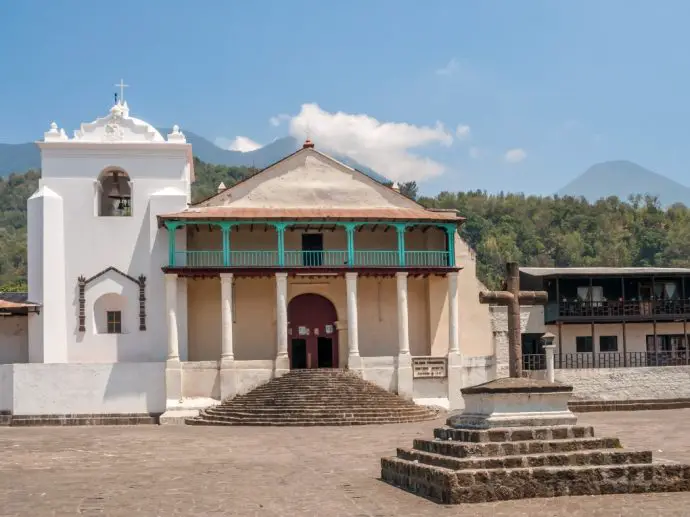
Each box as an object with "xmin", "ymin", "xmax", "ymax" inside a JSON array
[
  {"xmin": 0, "ymin": 316, "xmax": 28, "ymax": 364},
  {"xmin": 548, "ymin": 321, "xmax": 689, "ymax": 355},
  {"xmin": 184, "ymin": 229, "xmax": 493, "ymax": 360},
  {"xmin": 187, "ymin": 275, "xmax": 447, "ymax": 362},
  {"xmin": 455, "ymin": 237, "xmax": 493, "ymax": 357}
]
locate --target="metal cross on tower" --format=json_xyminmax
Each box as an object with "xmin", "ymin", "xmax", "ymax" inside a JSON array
[
  {"xmin": 479, "ymin": 262, "xmax": 548, "ymax": 378},
  {"xmin": 114, "ymin": 79, "xmax": 129, "ymax": 104}
]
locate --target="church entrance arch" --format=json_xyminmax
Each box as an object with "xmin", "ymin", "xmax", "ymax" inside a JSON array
[{"xmin": 288, "ymin": 293, "xmax": 339, "ymax": 369}]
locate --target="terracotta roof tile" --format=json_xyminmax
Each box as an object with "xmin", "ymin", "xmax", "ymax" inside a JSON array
[{"xmin": 159, "ymin": 207, "xmax": 462, "ymax": 223}]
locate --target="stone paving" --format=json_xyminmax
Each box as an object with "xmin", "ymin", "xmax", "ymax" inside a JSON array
[{"xmin": 0, "ymin": 410, "xmax": 689, "ymax": 516}]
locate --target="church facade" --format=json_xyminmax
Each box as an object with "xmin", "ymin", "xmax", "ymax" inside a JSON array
[{"xmin": 0, "ymin": 101, "xmax": 496, "ymax": 420}]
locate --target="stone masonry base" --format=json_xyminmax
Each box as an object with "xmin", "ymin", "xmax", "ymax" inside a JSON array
[
  {"xmin": 0, "ymin": 413, "xmax": 161, "ymax": 426},
  {"xmin": 380, "ymin": 424, "xmax": 690, "ymax": 504}
]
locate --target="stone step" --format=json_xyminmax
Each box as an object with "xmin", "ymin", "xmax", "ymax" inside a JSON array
[
  {"xmin": 396, "ymin": 447, "xmax": 653, "ymax": 470},
  {"xmin": 203, "ymin": 409, "xmax": 434, "ymax": 419},
  {"xmin": 433, "ymin": 425, "xmax": 595, "ymax": 443},
  {"xmin": 413, "ymin": 437, "xmax": 622, "ymax": 458},
  {"xmin": 190, "ymin": 368, "xmax": 437, "ymax": 427},
  {"xmin": 219, "ymin": 401, "xmax": 424, "ymax": 410},
  {"xmin": 570, "ymin": 400, "xmax": 690, "ymax": 413},
  {"xmin": 187, "ymin": 415, "xmax": 433, "ymax": 426},
  {"xmin": 381, "ymin": 457, "xmax": 690, "ymax": 504}
]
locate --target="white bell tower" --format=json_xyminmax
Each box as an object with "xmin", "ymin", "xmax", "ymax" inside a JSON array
[{"xmin": 28, "ymin": 89, "xmax": 192, "ymax": 364}]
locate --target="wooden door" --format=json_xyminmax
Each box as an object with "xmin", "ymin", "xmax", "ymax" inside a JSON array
[{"xmin": 288, "ymin": 293, "xmax": 338, "ymax": 368}]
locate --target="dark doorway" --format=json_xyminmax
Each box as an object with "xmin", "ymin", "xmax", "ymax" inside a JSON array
[
  {"xmin": 317, "ymin": 337, "xmax": 334, "ymax": 368},
  {"xmin": 288, "ymin": 293, "xmax": 339, "ymax": 369},
  {"xmin": 302, "ymin": 233, "xmax": 324, "ymax": 266},
  {"xmin": 521, "ymin": 333, "xmax": 544, "ymax": 355},
  {"xmin": 290, "ymin": 339, "xmax": 308, "ymax": 369}
]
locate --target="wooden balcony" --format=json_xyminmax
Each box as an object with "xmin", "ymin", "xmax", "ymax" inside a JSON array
[
  {"xmin": 171, "ymin": 249, "xmax": 452, "ymax": 269},
  {"xmin": 545, "ymin": 299, "xmax": 690, "ymax": 323}
]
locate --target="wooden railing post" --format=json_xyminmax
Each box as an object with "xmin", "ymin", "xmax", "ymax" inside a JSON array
[
  {"xmin": 395, "ymin": 223, "xmax": 408, "ymax": 266},
  {"xmin": 220, "ymin": 223, "xmax": 231, "ymax": 267},
  {"xmin": 164, "ymin": 221, "xmax": 182, "ymax": 266},
  {"xmin": 273, "ymin": 222, "xmax": 288, "ymax": 267},
  {"xmin": 343, "ymin": 223, "xmax": 357, "ymax": 267},
  {"xmin": 443, "ymin": 223, "xmax": 456, "ymax": 267}
]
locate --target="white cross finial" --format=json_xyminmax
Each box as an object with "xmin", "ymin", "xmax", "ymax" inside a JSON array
[{"xmin": 114, "ymin": 79, "xmax": 129, "ymax": 105}]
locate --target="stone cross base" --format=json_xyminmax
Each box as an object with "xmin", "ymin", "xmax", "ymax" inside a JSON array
[{"xmin": 446, "ymin": 377, "xmax": 577, "ymax": 429}]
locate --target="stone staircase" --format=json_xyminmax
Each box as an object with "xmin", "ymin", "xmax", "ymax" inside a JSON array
[
  {"xmin": 381, "ymin": 424, "xmax": 690, "ymax": 503},
  {"xmin": 187, "ymin": 369, "xmax": 439, "ymax": 426}
]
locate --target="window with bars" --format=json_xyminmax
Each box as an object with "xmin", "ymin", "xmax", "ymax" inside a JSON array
[{"xmin": 106, "ymin": 311, "xmax": 122, "ymax": 334}]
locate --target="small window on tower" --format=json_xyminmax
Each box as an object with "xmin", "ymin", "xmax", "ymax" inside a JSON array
[{"xmin": 106, "ymin": 311, "xmax": 122, "ymax": 334}]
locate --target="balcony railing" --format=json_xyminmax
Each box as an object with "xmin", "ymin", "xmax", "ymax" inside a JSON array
[
  {"xmin": 523, "ymin": 351, "xmax": 690, "ymax": 370},
  {"xmin": 172, "ymin": 249, "xmax": 451, "ymax": 268},
  {"xmin": 545, "ymin": 299, "xmax": 690, "ymax": 321}
]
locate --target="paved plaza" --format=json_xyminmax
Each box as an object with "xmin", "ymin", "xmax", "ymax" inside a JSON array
[{"xmin": 1, "ymin": 410, "xmax": 689, "ymax": 516}]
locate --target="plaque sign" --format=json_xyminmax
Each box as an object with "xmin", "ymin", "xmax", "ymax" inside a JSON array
[{"xmin": 412, "ymin": 357, "xmax": 448, "ymax": 379}]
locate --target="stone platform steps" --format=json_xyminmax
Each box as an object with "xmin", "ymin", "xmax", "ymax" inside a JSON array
[
  {"xmin": 188, "ymin": 368, "xmax": 438, "ymax": 426},
  {"xmin": 381, "ymin": 424, "xmax": 690, "ymax": 503}
]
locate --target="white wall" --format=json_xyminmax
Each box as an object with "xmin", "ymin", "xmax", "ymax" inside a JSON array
[
  {"xmin": 0, "ymin": 317, "xmax": 28, "ymax": 364},
  {"xmin": 543, "ymin": 366, "xmax": 690, "ymax": 401},
  {"xmin": 10, "ymin": 363, "xmax": 166, "ymax": 415},
  {"xmin": 0, "ymin": 364, "xmax": 12, "ymax": 411},
  {"xmin": 32, "ymin": 140, "xmax": 189, "ymax": 364}
]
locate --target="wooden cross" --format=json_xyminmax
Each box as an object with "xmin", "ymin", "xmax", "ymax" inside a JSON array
[{"xmin": 479, "ymin": 262, "xmax": 548, "ymax": 378}]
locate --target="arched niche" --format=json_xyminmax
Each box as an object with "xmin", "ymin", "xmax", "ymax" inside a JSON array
[
  {"xmin": 93, "ymin": 292, "xmax": 127, "ymax": 334},
  {"xmin": 96, "ymin": 168, "xmax": 132, "ymax": 217}
]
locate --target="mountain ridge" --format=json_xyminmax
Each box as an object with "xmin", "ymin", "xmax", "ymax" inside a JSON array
[
  {"xmin": 557, "ymin": 160, "xmax": 690, "ymax": 206},
  {"xmin": 0, "ymin": 131, "xmax": 389, "ymax": 183}
]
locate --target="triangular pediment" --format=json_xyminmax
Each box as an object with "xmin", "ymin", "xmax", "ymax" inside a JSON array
[{"xmin": 197, "ymin": 148, "xmax": 420, "ymax": 210}]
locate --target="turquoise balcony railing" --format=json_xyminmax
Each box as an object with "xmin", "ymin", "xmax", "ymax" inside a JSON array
[
  {"xmin": 171, "ymin": 249, "xmax": 452, "ymax": 268},
  {"xmin": 405, "ymin": 250, "xmax": 450, "ymax": 267},
  {"xmin": 353, "ymin": 250, "xmax": 398, "ymax": 267}
]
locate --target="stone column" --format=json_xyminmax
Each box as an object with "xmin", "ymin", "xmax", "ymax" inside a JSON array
[
  {"xmin": 275, "ymin": 272, "xmax": 289, "ymax": 374},
  {"xmin": 165, "ymin": 273, "xmax": 180, "ymax": 362},
  {"xmin": 164, "ymin": 273, "xmax": 182, "ymax": 404},
  {"xmin": 446, "ymin": 271, "xmax": 464, "ymax": 410},
  {"xmin": 220, "ymin": 273, "xmax": 237, "ymax": 399},
  {"xmin": 345, "ymin": 272, "xmax": 362, "ymax": 372},
  {"xmin": 396, "ymin": 272, "xmax": 413, "ymax": 399},
  {"xmin": 220, "ymin": 273, "xmax": 234, "ymax": 362},
  {"xmin": 544, "ymin": 343, "xmax": 556, "ymax": 383}
]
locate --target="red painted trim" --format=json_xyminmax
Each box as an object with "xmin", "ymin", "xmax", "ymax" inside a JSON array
[{"xmin": 161, "ymin": 266, "xmax": 462, "ymax": 278}]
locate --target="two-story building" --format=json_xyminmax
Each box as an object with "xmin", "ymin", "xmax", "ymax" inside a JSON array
[{"xmin": 520, "ymin": 267, "xmax": 690, "ymax": 368}]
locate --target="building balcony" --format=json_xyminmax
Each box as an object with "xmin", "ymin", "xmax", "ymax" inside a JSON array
[
  {"xmin": 545, "ymin": 299, "xmax": 690, "ymax": 323},
  {"xmin": 171, "ymin": 249, "xmax": 452, "ymax": 269},
  {"xmin": 523, "ymin": 351, "xmax": 689, "ymax": 370}
]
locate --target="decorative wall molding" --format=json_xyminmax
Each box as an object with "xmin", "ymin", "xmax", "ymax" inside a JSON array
[
  {"xmin": 138, "ymin": 274, "xmax": 147, "ymax": 331},
  {"xmin": 77, "ymin": 276, "xmax": 86, "ymax": 332},
  {"xmin": 77, "ymin": 267, "xmax": 147, "ymax": 333}
]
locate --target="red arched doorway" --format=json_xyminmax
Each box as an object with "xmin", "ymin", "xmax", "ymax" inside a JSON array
[{"xmin": 288, "ymin": 293, "xmax": 339, "ymax": 369}]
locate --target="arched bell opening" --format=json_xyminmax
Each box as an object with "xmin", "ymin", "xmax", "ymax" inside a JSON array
[{"xmin": 97, "ymin": 168, "xmax": 132, "ymax": 217}]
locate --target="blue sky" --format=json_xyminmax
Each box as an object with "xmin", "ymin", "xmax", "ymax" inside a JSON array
[{"xmin": 2, "ymin": 1, "xmax": 690, "ymax": 195}]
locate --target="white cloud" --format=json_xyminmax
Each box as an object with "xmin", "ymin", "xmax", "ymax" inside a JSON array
[
  {"xmin": 269, "ymin": 114, "xmax": 291, "ymax": 127},
  {"xmin": 455, "ymin": 124, "xmax": 471, "ymax": 140},
  {"xmin": 288, "ymin": 103, "xmax": 453, "ymax": 182},
  {"xmin": 504, "ymin": 148, "xmax": 527, "ymax": 164},
  {"xmin": 469, "ymin": 146, "xmax": 482, "ymax": 160},
  {"xmin": 215, "ymin": 136, "xmax": 263, "ymax": 153},
  {"xmin": 436, "ymin": 58, "xmax": 459, "ymax": 76}
]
